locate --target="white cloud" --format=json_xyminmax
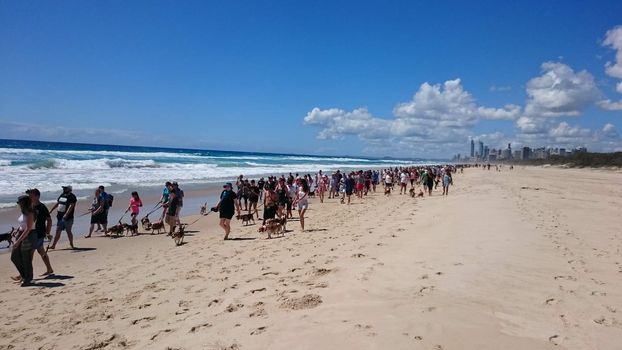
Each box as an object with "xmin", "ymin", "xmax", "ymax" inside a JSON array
[
  {"xmin": 303, "ymin": 107, "xmax": 391, "ymax": 141},
  {"xmin": 598, "ymin": 26, "xmax": 622, "ymax": 110},
  {"xmin": 515, "ymin": 116, "xmax": 550, "ymax": 134},
  {"xmin": 603, "ymin": 26, "xmax": 622, "ymax": 79},
  {"xmin": 524, "ymin": 62, "xmax": 600, "ymax": 117},
  {"xmin": 597, "ymin": 98, "xmax": 622, "ymax": 110},
  {"xmin": 513, "ymin": 119, "xmax": 621, "ymax": 152},
  {"xmin": 303, "ymin": 79, "xmax": 521, "ymax": 157},
  {"xmin": 393, "ymin": 79, "xmax": 521, "ymax": 124}
]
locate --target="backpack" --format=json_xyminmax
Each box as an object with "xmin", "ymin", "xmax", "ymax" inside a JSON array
[{"xmin": 107, "ymin": 194, "xmax": 114, "ymax": 208}]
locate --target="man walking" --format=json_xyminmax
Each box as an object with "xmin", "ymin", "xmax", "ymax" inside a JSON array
[{"xmin": 49, "ymin": 185, "xmax": 77, "ymax": 249}]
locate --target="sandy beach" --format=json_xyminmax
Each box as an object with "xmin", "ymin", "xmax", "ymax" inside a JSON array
[{"xmin": 1, "ymin": 166, "xmax": 621, "ymax": 350}]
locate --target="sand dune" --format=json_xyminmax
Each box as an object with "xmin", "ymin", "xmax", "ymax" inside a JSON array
[{"xmin": 1, "ymin": 167, "xmax": 621, "ymax": 350}]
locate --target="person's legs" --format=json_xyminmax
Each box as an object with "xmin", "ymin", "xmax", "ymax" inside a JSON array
[
  {"xmin": 50, "ymin": 225, "xmax": 62, "ymax": 249},
  {"xmin": 220, "ymin": 218, "xmax": 231, "ymax": 239},
  {"xmin": 168, "ymin": 216, "xmax": 176, "ymax": 235},
  {"xmin": 65, "ymin": 220, "xmax": 75, "ymax": 248},
  {"xmin": 11, "ymin": 245, "xmax": 25, "ymax": 281},
  {"xmin": 20, "ymin": 243, "xmax": 34, "ymax": 284},
  {"xmin": 86, "ymin": 222, "xmax": 95, "ymax": 238},
  {"xmin": 36, "ymin": 246, "xmax": 53, "ymax": 275},
  {"xmin": 299, "ymin": 208, "xmax": 306, "ymax": 231}
]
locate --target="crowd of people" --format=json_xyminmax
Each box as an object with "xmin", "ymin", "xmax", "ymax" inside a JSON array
[{"xmin": 7, "ymin": 164, "xmax": 459, "ymax": 286}]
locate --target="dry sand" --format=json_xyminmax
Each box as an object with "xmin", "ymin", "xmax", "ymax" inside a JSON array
[{"xmin": 1, "ymin": 167, "xmax": 621, "ymax": 350}]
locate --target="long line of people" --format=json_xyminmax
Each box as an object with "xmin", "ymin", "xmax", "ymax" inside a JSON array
[{"xmin": 7, "ymin": 165, "xmax": 459, "ymax": 286}]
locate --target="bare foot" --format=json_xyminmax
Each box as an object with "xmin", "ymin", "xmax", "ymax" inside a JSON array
[
  {"xmin": 11, "ymin": 276, "xmax": 21, "ymax": 281},
  {"xmin": 42, "ymin": 271, "xmax": 53, "ymax": 276},
  {"xmin": 84, "ymin": 235, "xmax": 91, "ymax": 238}
]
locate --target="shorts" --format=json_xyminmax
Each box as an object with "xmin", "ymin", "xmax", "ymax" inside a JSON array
[
  {"xmin": 33, "ymin": 237, "xmax": 45, "ymax": 250},
  {"xmin": 91, "ymin": 212, "xmax": 107, "ymax": 225},
  {"xmin": 286, "ymin": 198, "xmax": 293, "ymax": 211},
  {"xmin": 263, "ymin": 205, "xmax": 277, "ymax": 220},
  {"xmin": 219, "ymin": 210, "xmax": 234, "ymax": 220},
  {"xmin": 165, "ymin": 214, "xmax": 178, "ymax": 226},
  {"xmin": 57, "ymin": 218, "xmax": 74, "ymax": 231},
  {"xmin": 356, "ymin": 183, "xmax": 364, "ymax": 191},
  {"xmin": 297, "ymin": 201, "xmax": 308, "ymax": 210}
]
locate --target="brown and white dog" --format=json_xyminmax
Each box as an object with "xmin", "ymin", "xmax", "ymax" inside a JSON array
[
  {"xmin": 200, "ymin": 203, "xmax": 208, "ymax": 216},
  {"xmin": 416, "ymin": 190, "xmax": 424, "ymax": 197},
  {"xmin": 258, "ymin": 219, "xmax": 284, "ymax": 239},
  {"xmin": 141, "ymin": 216, "xmax": 151, "ymax": 231},
  {"xmin": 172, "ymin": 224, "xmax": 186, "ymax": 246},
  {"xmin": 384, "ymin": 187, "xmax": 391, "ymax": 196},
  {"xmin": 108, "ymin": 222, "xmax": 126, "ymax": 236},
  {"xmin": 237, "ymin": 213, "xmax": 255, "ymax": 226},
  {"xmin": 123, "ymin": 223, "xmax": 139, "ymax": 236},
  {"xmin": 150, "ymin": 221, "xmax": 165, "ymax": 235}
]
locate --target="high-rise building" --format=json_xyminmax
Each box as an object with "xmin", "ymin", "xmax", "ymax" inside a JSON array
[
  {"xmin": 470, "ymin": 139, "xmax": 475, "ymax": 158},
  {"xmin": 478, "ymin": 141, "xmax": 484, "ymax": 159},
  {"xmin": 522, "ymin": 147, "xmax": 531, "ymax": 160},
  {"xmin": 483, "ymin": 146, "xmax": 490, "ymax": 160}
]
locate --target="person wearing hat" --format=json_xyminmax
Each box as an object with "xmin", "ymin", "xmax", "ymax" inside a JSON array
[
  {"xmin": 212, "ymin": 182, "xmax": 241, "ymax": 240},
  {"xmin": 26, "ymin": 188, "xmax": 54, "ymax": 275},
  {"xmin": 48, "ymin": 185, "xmax": 77, "ymax": 249}
]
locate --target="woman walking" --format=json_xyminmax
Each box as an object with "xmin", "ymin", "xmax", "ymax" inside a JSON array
[
  {"xmin": 293, "ymin": 179, "xmax": 310, "ymax": 231},
  {"xmin": 128, "ymin": 191, "xmax": 143, "ymax": 228},
  {"xmin": 10, "ymin": 195, "xmax": 36, "ymax": 287},
  {"xmin": 213, "ymin": 182, "xmax": 241, "ymax": 240}
]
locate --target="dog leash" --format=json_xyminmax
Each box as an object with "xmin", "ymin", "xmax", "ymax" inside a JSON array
[
  {"xmin": 116, "ymin": 209, "xmax": 129, "ymax": 223},
  {"xmin": 144, "ymin": 204, "xmax": 163, "ymax": 217},
  {"xmin": 185, "ymin": 210, "xmax": 211, "ymax": 227}
]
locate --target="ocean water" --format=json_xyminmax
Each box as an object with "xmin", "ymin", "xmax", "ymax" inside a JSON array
[{"xmin": 0, "ymin": 139, "xmax": 437, "ymax": 209}]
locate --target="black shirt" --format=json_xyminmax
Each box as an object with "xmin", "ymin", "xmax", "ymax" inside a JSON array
[
  {"xmin": 249, "ymin": 185, "xmax": 260, "ymax": 202},
  {"xmin": 219, "ymin": 190, "xmax": 237, "ymax": 213},
  {"xmin": 56, "ymin": 193, "xmax": 77, "ymax": 220},
  {"xmin": 34, "ymin": 202, "xmax": 50, "ymax": 239}
]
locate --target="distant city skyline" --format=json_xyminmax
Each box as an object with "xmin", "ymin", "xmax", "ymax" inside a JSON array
[
  {"xmin": 1, "ymin": 1, "xmax": 622, "ymax": 158},
  {"xmin": 456, "ymin": 139, "xmax": 589, "ymax": 162}
]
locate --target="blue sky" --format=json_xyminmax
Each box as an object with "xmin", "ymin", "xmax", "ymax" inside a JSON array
[{"xmin": 1, "ymin": 0, "xmax": 621, "ymax": 158}]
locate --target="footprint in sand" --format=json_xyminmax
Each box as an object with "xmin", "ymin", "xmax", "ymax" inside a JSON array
[
  {"xmin": 150, "ymin": 329, "xmax": 173, "ymax": 341},
  {"xmin": 131, "ymin": 316, "xmax": 156, "ymax": 326},
  {"xmin": 250, "ymin": 326, "xmax": 267, "ymax": 335},
  {"xmin": 225, "ymin": 303, "xmax": 244, "ymax": 313},
  {"xmin": 545, "ymin": 298, "xmax": 559, "ymax": 305},
  {"xmin": 189, "ymin": 323, "xmax": 212, "ymax": 333}
]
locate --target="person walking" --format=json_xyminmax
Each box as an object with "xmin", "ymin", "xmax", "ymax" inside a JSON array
[
  {"xmin": 164, "ymin": 190, "xmax": 180, "ymax": 236},
  {"xmin": 128, "ymin": 191, "xmax": 142, "ymax": 228},
  {"xmin": 10, "ymin": 195, "xmax": 36, "ymax": 286},
  {"xmin": 158, "ymin": 181, "xmax": 172, "ymax": 222},
  {"xmin": 85, "ymin": 188, "xmax": 105, "ymax": 238},
  {"xmin": 49, "ymin": 185, "xmax": 77, "ymax": 249},
  {"xmin": 292, "ymin": 179, "xmax": 309, "ymax": 231},
  {"xmin": 213, "ymin": 182, "xmax": 241, "ymax": 240},
  {"xmin": 26, "ymin": 188, "xmax": 53, "ymax": 275}
]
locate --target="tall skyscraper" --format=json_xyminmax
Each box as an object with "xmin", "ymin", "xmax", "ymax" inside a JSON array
[
  {"xmin": 478, "ymin": 141, "xmax": 484, "ymax": 159},
  {"xmin": 470, "ymin": 139, "xmax": 474, "ymax": 158}
]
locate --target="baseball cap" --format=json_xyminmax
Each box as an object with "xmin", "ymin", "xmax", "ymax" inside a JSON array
[
  {"xmin": 26, "ymin": 188, "xmax": 41, "ymax": 196},
  {"xmin": 223, "ymin": 182, "xmax": 232, "ymax": 188},
  {"xmin": 62, "ymin": 185, "xmax": 72, "ymax": 191}
]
